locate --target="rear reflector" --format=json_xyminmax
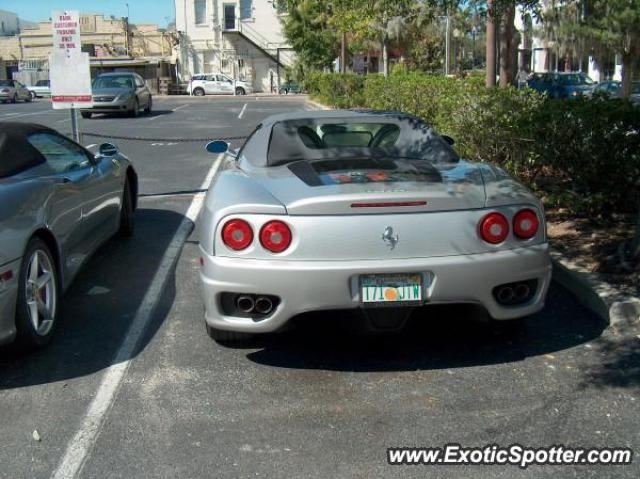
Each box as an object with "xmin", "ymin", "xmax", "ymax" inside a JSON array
[
  {"xmin": 351, "ymin": 201, "xmax": 427, "ymax": 208},
  {"xmin": 222, "ymin": 219, "xmax": 253, "ymax": 250},
  {"xmin": 479, "ymin": 212, "xmax": 510, "ymax": 244},
  {"xmin": 260, "ymin": 220, "xmax": 292, "ymax": 253},
  {"xmin": 513, "ymin": 209, "xmax": 539, "ymax": 239}
]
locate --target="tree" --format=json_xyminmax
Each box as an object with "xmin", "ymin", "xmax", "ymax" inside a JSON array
[
  {"xmin": 566, "ymin": 0, "xmax": 640, "ymax": 98},
  {"xmin": 279, "ymin": 0, "xmax": 340, "ymax": 70}
]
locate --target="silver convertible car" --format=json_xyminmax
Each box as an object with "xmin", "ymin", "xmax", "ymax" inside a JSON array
[
  {"xmin": 199, "ymin": 111, "xmax": 552, "ymax": 341},
  {"xmin": 0, "ymin": 123, "xmax": 137, "ymax": 351}
]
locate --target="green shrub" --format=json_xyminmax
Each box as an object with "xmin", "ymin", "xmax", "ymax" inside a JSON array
[{"xmin": 304, "ymin": 72, "xmax": 640, "ymax": 216}]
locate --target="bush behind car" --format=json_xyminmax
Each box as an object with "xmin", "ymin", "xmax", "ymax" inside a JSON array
[{"xmin": 305, "ymin": 71, "xmax": 640, "ymax": 217}]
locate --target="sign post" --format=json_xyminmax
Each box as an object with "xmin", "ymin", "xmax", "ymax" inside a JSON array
[{"xmin": 49, "ymin": 10, "xmax": 93, "ymax": 143}]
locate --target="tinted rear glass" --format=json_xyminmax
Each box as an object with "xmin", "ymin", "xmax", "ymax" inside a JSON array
[
  {"xmin": 267, "ymin": 117, "xmax": 458, "ymax": 166},
  {"xmin": 0, "ymin": 80, "xmax": 12, "ymax": 86},
  {"xmin": 93, "ymin": 75, "xmax": 134, "ymax": 89}
]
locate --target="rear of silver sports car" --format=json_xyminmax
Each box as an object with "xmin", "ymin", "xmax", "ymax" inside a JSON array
[
  {"xmin": 199, "ymin": 182, "xmax": 551, "ymax": 335},
  {"xmin": 199, "ymin": 114, "xmax": 552, "ymax": 335}
]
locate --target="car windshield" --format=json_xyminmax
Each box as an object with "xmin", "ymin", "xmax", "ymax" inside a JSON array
[
  {"xmin": 633, "ymin": 82, "xmax": 640, "ymax": 94},
  {"xmin": 92, "ymin": 75, "xmax": 134, "ymax": 89},
  {"xmin": 558, "ymin": 74, "xmax": 593, "ymax": 85},
  {"xmin": 267, "ymin": 117, "xmax": 459, "ymax": 167},
  {"xmin": 0, "ymin": 80, "xmax": 12, "ymax": 86}
]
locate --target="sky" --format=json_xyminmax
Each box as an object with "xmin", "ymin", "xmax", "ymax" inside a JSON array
[{"xmin": 1, "ymin": 0, "xmax": 175, "ymax": 27}]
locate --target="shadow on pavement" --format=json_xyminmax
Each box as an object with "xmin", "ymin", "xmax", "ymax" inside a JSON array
[
  {"xmin": 244, "ymin": 285, "xmax": 607, "ymax": 373},
  {"xmin": 0, "ymin": 208, "xmax": 185, "ymax": 390}
]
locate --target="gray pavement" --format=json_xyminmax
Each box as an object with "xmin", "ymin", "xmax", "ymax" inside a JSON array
[{"xmin": 0, "ymin": 96, "xmax": 638, "ymax": 479}]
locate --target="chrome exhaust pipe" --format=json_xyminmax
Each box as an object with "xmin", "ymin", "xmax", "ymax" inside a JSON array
[
  {"xmin": 254, "ymin": 296, "xmax": 274, "ymax": 315},
  {"xmin": 514, "ymin": 283, "xmax": 531, "ymax": 301},
  {"xmin": 236, "ymin": 295, "xmax": 255, "ymax": 313},
  {"xmin": 497, "ymin": 286, "xmax": 515, "ymax": 305}
]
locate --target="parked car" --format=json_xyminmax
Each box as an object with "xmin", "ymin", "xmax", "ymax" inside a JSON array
[
  {"xmin": 591, "ymin": 80, "xmax": 640, "ymax": 105},
  {"xmin": 279, "ymin": 82, "xmax": 302, "ymax": 95},
  {"xmin": 27, "ymin": 80, "xmax": 51, "ymax": 99},
  {"xmin": 188, "ymin": 74, "xmax": 253, "ymax": 96},
  {"xmin": 0, "ymin": 79, "xmax": 32, "ymax": 103},
  {"xmin": 526, "ymin": 72, "xmax": 594, "ymax": 99},
  {"xmin": 81, "ymin": 72, "xmax": 152, "ymax": 118},
  {"xmin": 198, "ymin": 111, "xmax": 552, "ymax": 342},
  {"xmin": 0, "ymin": 122, "xmax": 138, "ymax": 351}
]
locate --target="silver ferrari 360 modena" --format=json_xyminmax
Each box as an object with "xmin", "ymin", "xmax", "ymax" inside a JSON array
[
  {"xmin": 199, "ymin": 111, "xmax": 552, "ymax": 341},
  {"xmin": 0, "ymin": 122, "xmax": 137, "ymax": 351}
]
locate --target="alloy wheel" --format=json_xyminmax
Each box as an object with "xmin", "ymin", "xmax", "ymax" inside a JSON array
[{"xmin": 24, "ymin": 250, "xmax": 57, "ymax": 336}]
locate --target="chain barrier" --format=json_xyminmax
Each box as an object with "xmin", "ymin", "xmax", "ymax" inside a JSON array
[{"xmin": 80, "ymin": 131, "xmax": 249, "ymax": 142}]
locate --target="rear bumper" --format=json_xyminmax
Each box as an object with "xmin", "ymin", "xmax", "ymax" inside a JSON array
[
  {"xmin": 0, "ymin": 259, "xmax": 21, "ymax": 346},
  {"xmin": 200, "ymin": 244, "xmax": 552, "ymax": 333}
]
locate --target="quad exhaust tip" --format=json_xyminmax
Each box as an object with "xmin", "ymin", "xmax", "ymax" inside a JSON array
[
  {"xmin": 236, "ymin": 295, "xmax": 255, "ymax": 314},
  {"xmin": 254, "ymin": 296, "xmax": 274, "ymax": 315},
  {"xmin": 494, "ymin": 280, "xmax": 537, "ymax": 306}
]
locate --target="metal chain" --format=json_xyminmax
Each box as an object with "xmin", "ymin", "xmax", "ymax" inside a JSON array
[{"xmin": 79, "ymin": 131, "xmax": 249, "ymax": 142}]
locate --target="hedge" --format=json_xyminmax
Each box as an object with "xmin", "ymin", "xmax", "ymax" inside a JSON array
[{"xmin": 304, "ymin": 71, "xmax": 640, "ymax": 217}]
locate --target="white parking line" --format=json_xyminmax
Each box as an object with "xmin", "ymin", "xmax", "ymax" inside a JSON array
[
  {"xmin": 172, "ymin": 104, "xmax": 189, "ymax": 112},
  {"xmin": 238, "ymin": 103, "xmax": 247, "ymax": 119},
  {"xmin": 50, "ymin": 154, "xmax": 223, "ymax": 479},
  {"xmin": 0, "ymin": 109, "xmax": 59, "ymax": 119}
]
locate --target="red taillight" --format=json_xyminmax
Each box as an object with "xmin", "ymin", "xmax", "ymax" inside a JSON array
[
  {"xmin": 513, "ymin": 208, "xmax": 539, "ymax": 239},
  {"xmin": 222, "ymin": 219, "xmax": 253, "ymax": 250},
  {"xmin": 260, "ymin": 220, "xmax": 292, "ymax": 253},
  {"xmin": 479, "ymin": 212, "xmax": 509, "ymax": 244}
]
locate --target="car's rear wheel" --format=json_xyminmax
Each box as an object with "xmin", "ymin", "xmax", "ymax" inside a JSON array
[
  {"xmin": 13, "ymin": 238, "xmax": 59, "ymax": 351},
  {"xmin": 193, "ymin": 88, "xmax": 205, "ymax": 96},
  {"xmin": 81, "ymin": 112, "xmax": 92, "ymax": 119},
  {"xmin": 144, "ymin": 96, "xmax": 152, "ymax": 114},
  {"xmin": 235, "ymin": 87, "xmax": 246, "ymax": 96},
  {"xmin": 118, "ymin": 180, "xmax": 135, "ymax": 237},
  {"xmin": 206, "ymin": 323, "xmax": 252, "ymax": 343}
]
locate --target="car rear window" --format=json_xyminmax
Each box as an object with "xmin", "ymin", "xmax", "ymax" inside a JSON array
[
  {"xmin": 0, "ymin": 80, "xmax": 12, "ymax": 87},
  {"xmin": 266, "ymin": 117, "xmax": 458, "ymax": 167},
  {"xmin": 93, "ymin": 75, "xmax": 134, "ymax": 89}
]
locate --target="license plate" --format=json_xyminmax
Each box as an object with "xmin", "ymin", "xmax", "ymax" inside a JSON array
[{"xmin": 360, "ymin": 273, "xmax": 423, "ymax": 305}]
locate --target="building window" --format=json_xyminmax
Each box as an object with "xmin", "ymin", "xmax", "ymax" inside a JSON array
[
  {"xmin": 194, "ymin": 0, "xmax": 207, "ymax": 25},
  {"xmin": 240, "ymin": 0, "xmax": 252, "ymax": 19},
  {"xmin": 1, "ymin": 21, "xmax": 5, "ymax": 33},
  {"xmin": 221, "ymin": 59, "xmax": 229, "ymax": 72}
]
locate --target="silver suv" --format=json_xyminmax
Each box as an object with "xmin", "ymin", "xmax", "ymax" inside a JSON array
[{"xmin": 188, "ymin": 74, "xmax": 253, "ymax": 96}]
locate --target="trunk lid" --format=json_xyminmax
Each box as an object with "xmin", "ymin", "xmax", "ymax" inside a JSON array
[{"xmin": 253, "ymin": 159, "xmax": 486, "ymax": 215}]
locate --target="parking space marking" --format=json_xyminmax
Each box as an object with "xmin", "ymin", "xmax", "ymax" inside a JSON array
[
  {"xmin": 172, "ymin": 104, "xmax": 189, "ymax": 112},
  {"xmin": 238, "ymin": 103, "xmax": 247, "ymax": 119},
  {"xmin": 51, "ymin": 154, "xmax": 223, "ymax": 479},
  {"xmin": 0, "ymin": 109, "xmax": 59, "ymax": 118}
]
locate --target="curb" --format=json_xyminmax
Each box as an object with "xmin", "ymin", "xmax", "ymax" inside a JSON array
[
  {"xmin": 551, "ymin": 249, "xmax": 640, "ymax": 329},
  {"xmin": 305, "ymin": 98, "xmax": 332, "ymax": 110}
]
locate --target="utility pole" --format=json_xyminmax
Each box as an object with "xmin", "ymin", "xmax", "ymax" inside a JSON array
[
  {"xmin": 445, "ymin": 14, "xmax": 450, "ymax": 75},
  {"xmin": 341, "ymin": 32, "xmax": 347, "ymax": 73},
  {"xmin": 485, "ymin": 0, "xmax": 496, "ymax": 87}
]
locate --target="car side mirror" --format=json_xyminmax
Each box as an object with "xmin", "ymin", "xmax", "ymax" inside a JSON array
[
  {"xmin": 99, "ymin": 143, "xmax": 119, "ymax": 156},
  {"xmin": 205, "ymin": 140, "xmax": 229, "ymax": 154},
  {"xmin": 442, "ymin": 135, "xmax": 455, "ymax": 146}
]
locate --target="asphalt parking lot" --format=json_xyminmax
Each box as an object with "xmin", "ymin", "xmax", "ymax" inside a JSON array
[{"xmin": 1, "ymin": 96, "xmax": 639, "ymax": 479}]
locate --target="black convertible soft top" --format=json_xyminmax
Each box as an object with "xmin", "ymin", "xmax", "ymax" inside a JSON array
[{"xmin": 0, "ymin": 122, "xmax": 53, "ymax": 178}]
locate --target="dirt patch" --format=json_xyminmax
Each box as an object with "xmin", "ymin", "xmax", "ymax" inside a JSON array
[{"xmin": 546, "ymin": 209, "xmax": 639, "ymax": 296}]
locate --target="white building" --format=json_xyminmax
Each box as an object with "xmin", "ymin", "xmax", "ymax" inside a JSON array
[
  {"xmin": 515, "ymin": 3, "xmax": 621, "ymax": 82},
  {"xmin": 174, "ymin": 0, "xmax": 294, "ymax": 92}
]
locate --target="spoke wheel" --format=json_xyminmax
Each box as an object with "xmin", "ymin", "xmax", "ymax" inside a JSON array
[
  {"xmin": 25, "ymin": 250, "xmax": 57, "ymax": 336},
  {"xmin": 14, "ymin": 238, "xmax": 59, "ymax": 351}
]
